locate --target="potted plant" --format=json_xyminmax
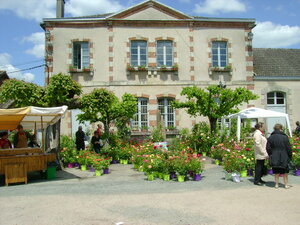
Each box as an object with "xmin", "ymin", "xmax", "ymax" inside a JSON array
[
  {"xmin": 69, "ymin": 65, "xmax": 77, "ymax": 72},
  {"xmin": 92, "ymin": 158, "xmax": 103, "ymax": 176},
  {"xmin": 171, "ymin": 64, "xmax": 178, "ymax": 71},
  {"xmin": 159, "ymin": 65, "xmax": 167, "ymax": 71},
  {"xmin": 188, "ymin": 157, "xmax": 204, "ymax": 181},
  {"xmin": 127, "ymin": 65, "xmax": 136, "ymax": 71},
  {"xmin": 138, "ymin": 65, "xmax": 147, "ymax": 71}
]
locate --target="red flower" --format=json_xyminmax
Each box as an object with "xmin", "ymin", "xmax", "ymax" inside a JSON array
[{"xmin": 245, "ymin": 148, "xmax": 250, "ymax": 151}]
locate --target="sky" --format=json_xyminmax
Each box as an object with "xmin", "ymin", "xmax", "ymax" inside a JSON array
[{"xmin": 0, "ymin": 0, "xmax": 300, "ymax": 86}]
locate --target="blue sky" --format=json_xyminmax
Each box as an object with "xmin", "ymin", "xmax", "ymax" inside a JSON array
[{"xmin": 0, "ymin": 0, "xmax": 300, "ymax": 86}]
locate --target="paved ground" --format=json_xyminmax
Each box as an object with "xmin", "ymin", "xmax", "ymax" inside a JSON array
[{"xmin": 0, "ymin": 158, "xmax": 299, "ymax": 225}]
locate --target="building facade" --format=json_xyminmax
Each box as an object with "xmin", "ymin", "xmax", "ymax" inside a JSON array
[{"xmin": 41, "ymin": 0, "xmax": 299, "ymax": 136}]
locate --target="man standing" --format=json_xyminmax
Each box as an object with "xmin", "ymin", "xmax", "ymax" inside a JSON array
[
  {"xmin": 295, "ymin": 121, "xmax": 300, "ymax": 135},
  {"xmin": 75, "ymin": 126, "xmax": 85, "ymax": 151},
  {"xmin": 253, "ymin": 122, "xmax": 268, "ymax": 186}
]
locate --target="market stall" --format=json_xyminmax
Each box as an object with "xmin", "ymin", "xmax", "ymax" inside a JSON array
[
  {"xmin": 0, "ymin": 106, "xmax": 67, "ymax": 185},
  {"xmin": 225, "ymin": 107, "xmax": 292, "ymax": 141}
]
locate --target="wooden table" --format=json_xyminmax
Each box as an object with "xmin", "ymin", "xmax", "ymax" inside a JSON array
[{"xmin": 0, "ymin": 148, "xmax": 56, "ymax": 185}]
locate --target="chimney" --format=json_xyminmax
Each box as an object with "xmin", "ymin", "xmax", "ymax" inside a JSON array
[{"xmin": 56, "ymin": 0, "xmax": 65, "ymax": 18}]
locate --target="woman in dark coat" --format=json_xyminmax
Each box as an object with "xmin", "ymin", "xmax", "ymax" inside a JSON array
[{"xmin": 266, "ymin": 124, "xmax": 292, "ymax": 189}]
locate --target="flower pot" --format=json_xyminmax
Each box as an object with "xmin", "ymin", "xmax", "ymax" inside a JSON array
[
  {"xmin": 147, "ymin": 174, "xmax": 155, "ymax": 181},
  {"xmin": 170, "ymin": 172, "xmax": 177, "ymax": 179},
  {"xmin": 163, "ymin": 174, "xmax": 170, "ymax": 181},
  {"xmin": 138, "ymin": 167, "xmax": 144, "ymax": 172},
  {"xmin": 247, "ymin": 169, "xmax": 253, "ymax": 177},
  {"xmin": 295, "ymin": 169, "xmax": 300, "ymax": 176},
  {"xmin": 158, "ymin": 173, "xmax": 163, "ymax": 179},
  {"xmin": 120, "ymin": 159, "xmax": 124, "ymax": 164},
  {"xmin": 74, "ymin": 163, "xmax": 80, "ymax": 168},
  {"xmin": 232, "ymin": 173, "xmax": 241, "ymax": 183},
  {"xmin": 95, "ymin": 170, "xmax": 102, "ymax": 176},
  {"xmin": 103, "ymin": 168, "xmax": 109, "ymax": 174},
  {"xmin": 194, "ymin": 174, "xmax": 202, "ymax": 181},
  {"xmin": 268, "ymin": 169, "xmax": 273, "ymax": 175},
  {"xmin": 67, "ymin": 163, "xmax": 73, "ymax": 168},
  {"xmin": 177, "ymin": 175, "xmax": 185, "ymax": 182},
  {"xmin": 89, "ymin": 167, "xmax": 95, "ymax": 172},
  {"xmin": 224, "ymin": 172, "xmax": 232, "ymax": 181},
  {"xmin": 111, "ymin": 160, "xmax": 118, "ymax": 164},
  {"xmin": 202, "ymin": 152, "xmax": 207, "ymax": 157},
  {"xmin": 87, "ymin": 165, "xmax": 92, "ymax": 169},
  {"xmin": 240, "ymin": 170, "xmax": 247, "ymax": 178},
  {"xmin": 123, "ymin": 159, "xmax": 128, "ymax": 165},
  {"xmin": 81, "ymin": 165, "xmax": 87, "ymax": 171},
  {"xmin": 215, "ymin": 160, "xmax": 220, "ymax": 165}
]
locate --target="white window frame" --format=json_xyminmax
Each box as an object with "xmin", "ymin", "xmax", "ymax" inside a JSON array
[
  {"xmin": 267, "ymin": 91, "xmax": 286, "ymax": 106},
  {"xmin": 156, "ymin": 40, "xmax": 173, "ymax": 67},
  {"xmin": 130, "ymin": 40, "xmax": 148, "ymax": 67},
  {"xmin": 131, "ymin": 98, "xmax": 149, "ymax": 129},
  {"xmin": 73, "ymin": 42, "xmax": 90, "ymax": 69},
  {"xmin": 212, "ymin": 41, "xmax": 227, "ymax": 68},
  {"xmin": 158, "ymin": 98, "xmax": 176, "ymax": 128}
]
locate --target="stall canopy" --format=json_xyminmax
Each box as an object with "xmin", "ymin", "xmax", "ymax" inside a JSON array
[
  {"xmin": 0, "ymin": 106, "xmax": 68, "ymax": 130},
  {"xmin": 225, "ymin": 107, "xmax": 292, "ymax": 141}
]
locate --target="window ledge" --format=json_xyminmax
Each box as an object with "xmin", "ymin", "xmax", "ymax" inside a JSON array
[{"xmin": 209, "ymin": 67, "xmax": 232, "ymax": 75}]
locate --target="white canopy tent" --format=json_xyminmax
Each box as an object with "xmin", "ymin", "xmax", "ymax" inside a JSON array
[{"xmin": 225, "ymin": 107, "xmax": 292, "ymax": 141}]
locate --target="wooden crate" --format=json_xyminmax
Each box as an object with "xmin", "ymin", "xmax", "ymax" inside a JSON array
[{"xmin": 4, "ymin": 163, "xmax": 27, "ymax": 186}]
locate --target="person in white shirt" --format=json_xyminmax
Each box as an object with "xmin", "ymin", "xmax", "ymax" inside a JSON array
[{"xmin": 253, "ymin": 122, "xmax": 268, "ymax": 185}]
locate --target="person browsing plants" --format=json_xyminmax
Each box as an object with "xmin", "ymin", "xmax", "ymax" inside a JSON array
[
  {"xmin": 253, "ymin": 122, "xmax": 268, "ymax": 186},
  {"xmin": 267, "ymin": 124, "xmax": 292, "ymax": 189}
]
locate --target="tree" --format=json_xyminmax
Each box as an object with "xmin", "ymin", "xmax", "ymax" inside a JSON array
[
  {"xmin": 44, "ymin": 73, "xmax": 82, "ymax": 107},
  {"xmin": 78, "ymin": 88, "xmax": 137, "ymax": 135},
  {"xmin": 0, "ymin": 73, "xmax": 82, "ymax": 108},
  {"xmin": 0, "ymin": 79, "xmax": 45, "ymax": 107},
  {"xmin": 172, "ymin": 85, "xmax": 258, "ymax": 133}
]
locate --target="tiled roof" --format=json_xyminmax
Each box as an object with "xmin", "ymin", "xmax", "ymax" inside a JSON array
[{"xmin": 253, "ymin": 48, "xmax": 300, "ymax": 76}]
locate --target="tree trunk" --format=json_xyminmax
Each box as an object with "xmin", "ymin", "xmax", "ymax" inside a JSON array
[{"xmin": 209, "ymin": 117, "xmax": 217, "ymax": 134}]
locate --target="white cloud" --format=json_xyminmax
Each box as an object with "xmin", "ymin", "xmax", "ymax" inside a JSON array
[
  {"xmin": 23, "ymin": 32, "xmax": 45, "ymax": 58},
  {"xmin": 0, "ymin": 0, "xmax": 55, "ymax": 22},
  {"xmin": 194, "ymin": 0, "xmax": 246, "ymax": 15},
  {"xmin": 0, "ymin": 53, "xmax": 35, "ymax": 82},
  {"xmin": 253, "ymin": 21, "xmax": 300, "ymax": 48},
  {"xmin": 65, "ymin": 0, "xmax": 123, "ymax": 17},
  {"xmin": 0, "ymin": 0, "xmax": 124, "ymax": 21}
]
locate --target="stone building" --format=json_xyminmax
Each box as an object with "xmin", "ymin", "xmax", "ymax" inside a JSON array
[{"xmin": 41, "ymin": 0, "xmax": 299, "ymax": 136}]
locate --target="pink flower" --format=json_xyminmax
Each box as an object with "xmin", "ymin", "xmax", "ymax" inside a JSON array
[{"xmin": 148, "ymin": 165, "xmax": 152, "ymax": 169}]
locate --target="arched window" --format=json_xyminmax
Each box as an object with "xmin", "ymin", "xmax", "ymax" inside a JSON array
[{"xmin": 158, "ymin": 98, "xmax": 175, "ymax": 128}]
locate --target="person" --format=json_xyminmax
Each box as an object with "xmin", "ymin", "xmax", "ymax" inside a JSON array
[
  {"xmin": 13, "ymin": 125, "xmax": 32, "ymax": 148},
  {"xmin": 0, "ymin": 131, "xmax": 12, "ymax": 149},
  {"xmin": 91, "ymin": 131, "xmax": 102, "ymax": 154},
  {"xmin": 96, "ymin": 124, "xmax": 102, "ymax": 136},
  {"xmin": 253, "ymin": 122, "xmax": 268, "ymax": 186},
  {"xmin": 267, "ymin": 124, "xmax": 292, "ymax": 189},
  {"xmin": 295, "ymin": 121, "xmax": 300, "ymax": 134},
  {"xmin": 75, "ymin": 126, "xmax": 85, "ymax": 151}
]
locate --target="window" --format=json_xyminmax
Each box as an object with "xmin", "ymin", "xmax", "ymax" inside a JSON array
[
  {"xmin": 131, "ymin": 41, "xmax": 147, "ymax": 67},
  {"xmin": 267, "ymin": 92, "xmax": 285, "ymax": 105},
  {"xmin": 158, "ymin": 98, "xmax": 175, "ymax": 128},
  {"xmin": 73, "ymin": 42, "xmax": 90, "ymax": 69},
  {"xmin": 157, "ymin": 40, "xmax": 173, "ymax": 67},
  {"xmin": 212, "ymin": 41, "xmax": 227, "ymax": 67},
  {"xmin": 131, "ymin": 98, "xmax": 148, "ymax": 129}
]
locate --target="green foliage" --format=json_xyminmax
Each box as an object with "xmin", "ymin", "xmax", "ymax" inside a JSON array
[
  {"xmin": 78, "ymin": 88, "xmax": 137, "ymax": 136},
  {"xmin": 0, "ymin": 74, "xmax": 82, "ymax": 108},
  {"xmin": 45, "ymin": 73, "xmax": 82, "ymax": 107},
  {"xmin": 61, "ymin": 135, "xmax": 76, "ymax": 150},
  {"xmin": 0, "ymin": 79, "xmax": 45, "ymax": 107},
  {"xmin": 151, "ymin": 123, "xmax": 165, "ymax": 142},
  {"xmin": 172, "ymin": 85, "xmax": 258, "ymax": 132}
]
